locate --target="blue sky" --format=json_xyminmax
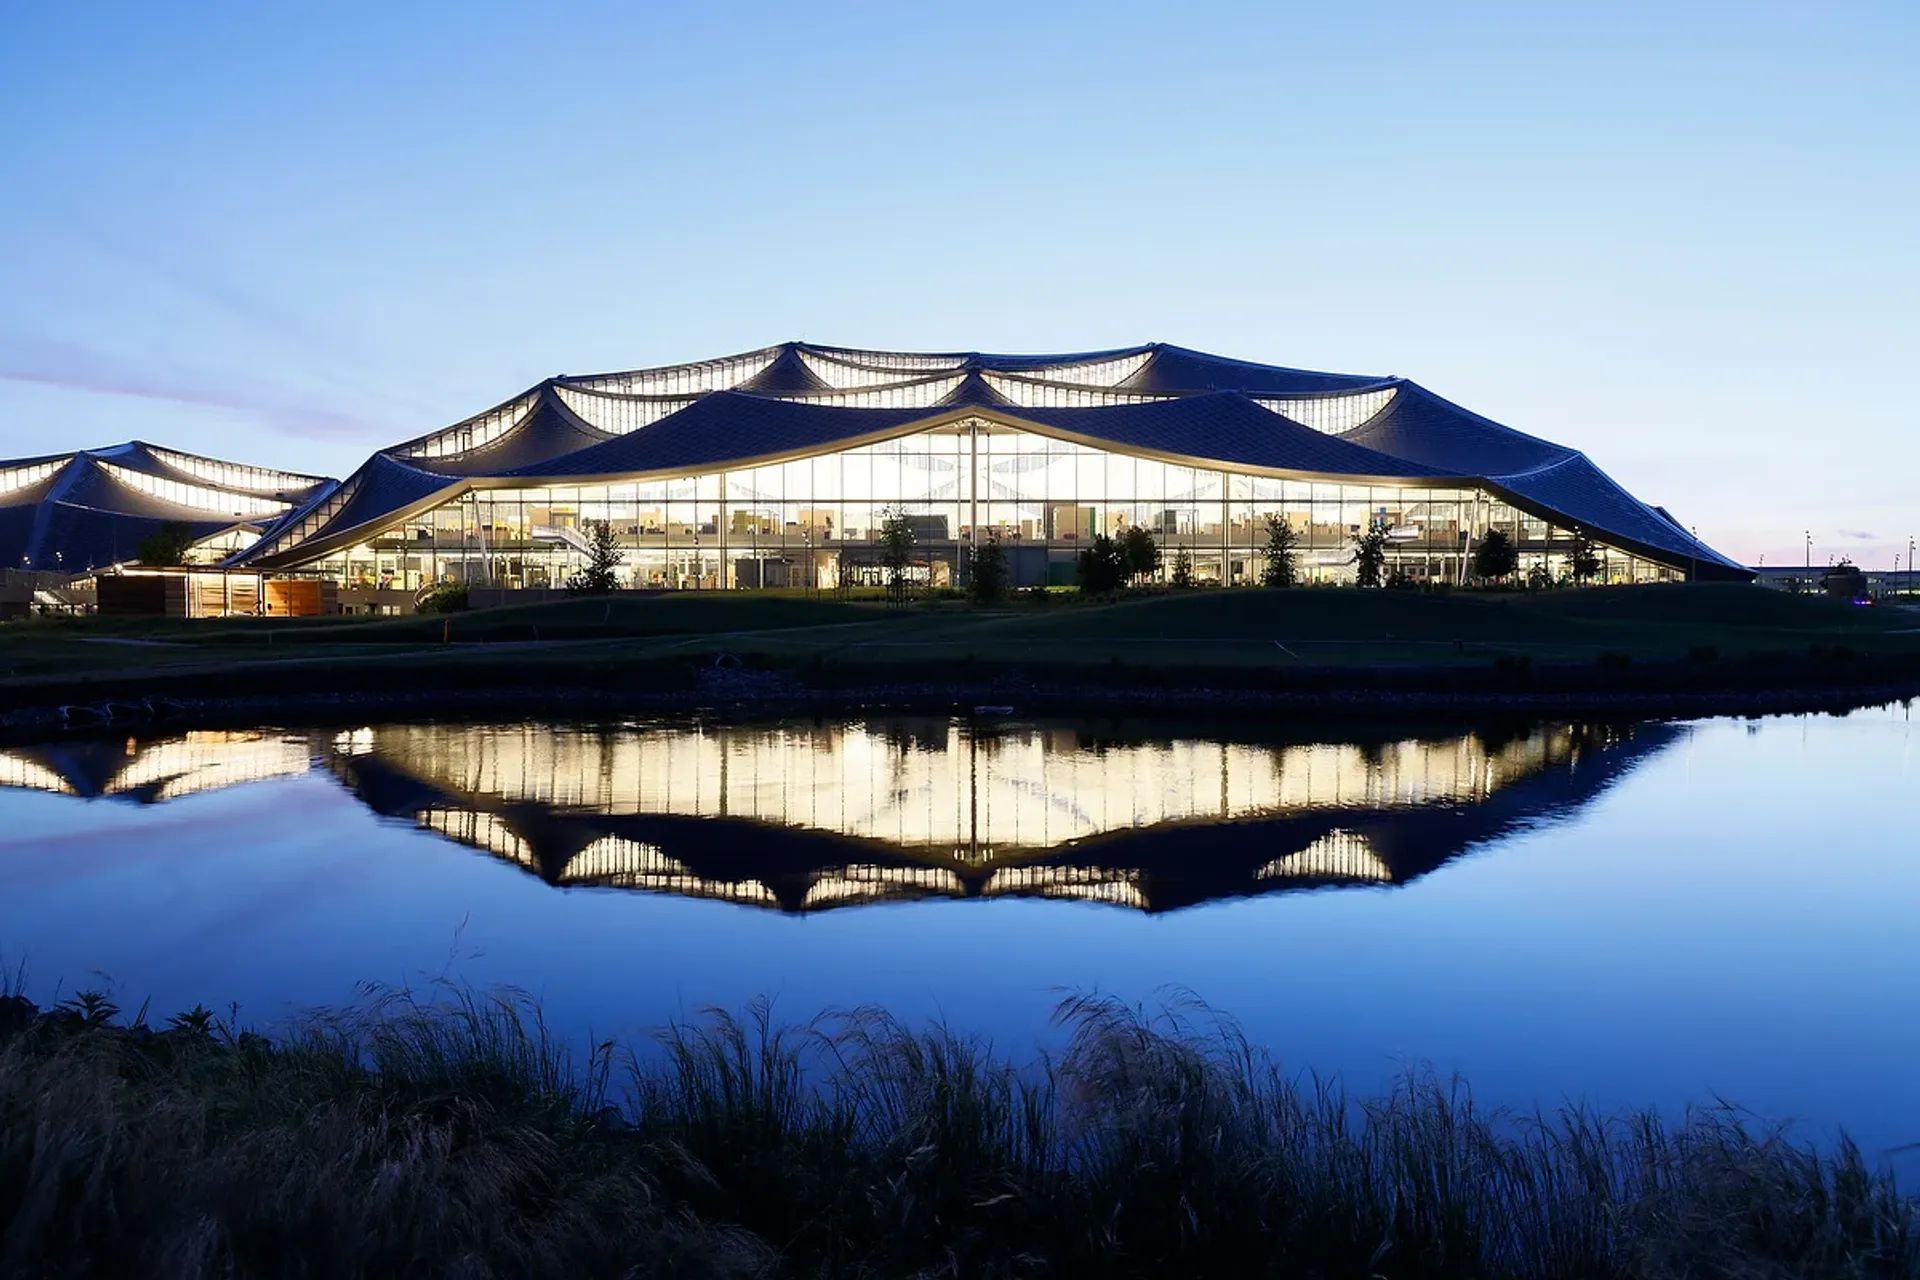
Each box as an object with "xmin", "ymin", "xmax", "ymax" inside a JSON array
[{"xmin": 2, "ymin": 1, "xmax": 1914, "ymax": 567}]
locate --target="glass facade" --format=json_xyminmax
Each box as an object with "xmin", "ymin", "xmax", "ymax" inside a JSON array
[{"xmin": 299, "ymin": 418, "xmax": 1681, "ymax": 592}]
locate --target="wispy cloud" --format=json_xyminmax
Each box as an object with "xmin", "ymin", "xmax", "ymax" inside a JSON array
[
  {"xmin": 0, "ymin": 336, "xmax": 397, "ymax": 442},
  {"xmin": 1838, "ymin": 529, "xmax": 1877, "ymax": 541}
]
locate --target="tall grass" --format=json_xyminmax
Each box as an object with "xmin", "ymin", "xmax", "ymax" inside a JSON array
[{"xmin": 0, "ymin": 984, "xmax": 1912, "ymax": 1278}]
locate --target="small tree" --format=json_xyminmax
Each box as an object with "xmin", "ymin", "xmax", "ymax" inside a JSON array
[
  {"xmin": 1076, "ymin": 534, "xmax": 1128, "ymax": 594},
  {"xmin": 1119, "ymin": 525, "xmax": 1159, "ymax": 586},
  {"xmin": 1820, "ymin": 558, "xmax": 1868, "ymax": 601},
  {"xmin": 135, "ymin": 521, "xmax": 198, "ymax": 567},
  {"xmin": 1526, "ymin": 561, "xmax": 1555, "ymax": 592},
  {"xmin": 564, "ymin": 520, "xmax": 623, "ymax": 595},
  {"xmin": 1261, "ymin": 514, "xmax": 1298, "ymax": 588},
  {"xmin": 879, "ymin": 506, "xmax": 916, "ymax": 604},
  {"xmin": 1351, "ymin": 518, "xmax": 1390, "ymax": 589},
  {"xmin": 1568, "ymin": 534, "xmax": 1602, "ymax": 584},
  {"xmin": 967, "ymin": 532, "xmax": 1009, "ymax": 604},
  {"xmin": 1472, "ymin": 528, "xmax": 1519, "ymax": 584},
  {"xmin": 1170, "ymin": 549, "xmax": 1195, "ymax": 588}
]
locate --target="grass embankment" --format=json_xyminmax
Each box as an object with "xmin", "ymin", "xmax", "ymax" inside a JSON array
[
  {"xmin": 1, "ymin": 987, "xmax": 1912, "ymax": 1279},
  {"xmin": 2, "ymin": 585, "xmax": 1917, "ymax": 715}
]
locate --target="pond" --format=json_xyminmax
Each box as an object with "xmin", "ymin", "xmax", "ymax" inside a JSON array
[{"xmin": 0, "ymin": 705, "xmax": 1914, "ymax": 1165}]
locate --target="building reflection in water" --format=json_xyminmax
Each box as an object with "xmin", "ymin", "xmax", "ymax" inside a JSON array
[
  {"xmin": 0, "ymin": 718, "xmax": 1681, "ymax": 913},
  {"xmin": 0, "ymin": 731, "xmax": 313, "ymax": 804},
  {"xmin": 331, "ymin": 718, "xmax": 1680, "ymax": 912}
]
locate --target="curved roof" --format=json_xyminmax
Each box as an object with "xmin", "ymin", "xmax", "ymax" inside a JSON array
[
  {"xmin": 0, "ymin": 442, "xmax": 333, "ymax": 573},
  {"xmin": 233, "ymin": 341, "xmax": 1745, "ymax": 577}
]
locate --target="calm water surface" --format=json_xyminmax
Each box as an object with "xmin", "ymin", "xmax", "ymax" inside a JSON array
[{"xmin": 1, "ymin": 706, "xmax": 1915, "ymax": 1161}]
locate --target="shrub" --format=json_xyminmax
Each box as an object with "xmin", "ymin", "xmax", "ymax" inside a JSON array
[
  {"xmin": 1076, "ymin": 535, "xmax": 1129, "ymax": 594},
  {"xmin": 415, "ymin": 581, "xmax": 469, "ymax": 614}
]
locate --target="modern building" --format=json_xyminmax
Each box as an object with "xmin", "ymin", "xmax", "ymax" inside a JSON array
[
  {"xmin": 220, "ymin": 342, "xmax": 1737, "ymax": 591},
  {"xmin": 0, "ymin": 441, "xmax": 334, "ymax": 575}
]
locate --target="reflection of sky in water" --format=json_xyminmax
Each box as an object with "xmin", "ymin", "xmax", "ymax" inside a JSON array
[{"xmin": 0, "ymin": 707, "xmax": 1914, "ymax": 1168}]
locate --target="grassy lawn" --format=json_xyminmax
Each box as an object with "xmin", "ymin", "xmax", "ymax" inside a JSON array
[{"xmin": 2, "ymin": 584, "xmax": 1915, "ymax": 691}]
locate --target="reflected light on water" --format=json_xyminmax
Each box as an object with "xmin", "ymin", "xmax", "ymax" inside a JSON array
[{"xmin": 2, "ymin": 717, "xmax": 1674, "ymax": 914}]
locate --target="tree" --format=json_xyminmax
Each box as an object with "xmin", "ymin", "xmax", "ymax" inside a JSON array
[
  {"xmin": 135, "ymin": 521, "xmax": 197, "ymax": 567},
  {"xmin": 1820, "ymin": 558, "xmax": 1868, "ymax": 601},
  {"xmin": 1351, "ymin": 518, "xmax": 1390, "ymax": 588},
  {"xmin": 967, "ymin": 531, "xmax": 1009, "ymax": 604},
  {"xmin": 1568, "ymin": 534, "xmax": 1602, "ymax": 584},
  {"xmin": 564, "ymin": 519, "xmax": 623, "ymax": 595},
  {"xmin": 879, "ymin": 506, "xmax": 916, "ymax": 604},
  {"xmin": 1076, "ymin": 534, "xmax": 1128, "ymax": 594},
  {"xmin": 1526, "ymin": 562, "xmax": 1555, "ymax": 592},
  {"xmin": 1472, "ymin": 528, "xmax": 1519, "ymax": 583},
  {"xmin": 1170, "ymin": 549, "xmax": 1195, "ymax": 588},
  {"xmin": 1260, "ymin": 514, "xmax": 1298, "ymax": 588},
  {"xmin": 1119, "ymin": 525, "xmax": 1159, "ymax": 586}
]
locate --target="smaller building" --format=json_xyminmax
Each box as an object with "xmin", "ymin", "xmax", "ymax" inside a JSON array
[{"xmin": 94, "ymin": 568, "xmax": 336, "ymax": 619}]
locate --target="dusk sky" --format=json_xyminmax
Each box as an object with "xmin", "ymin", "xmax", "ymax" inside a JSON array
[{"xmin": 3, "ymin": 1, "xmax": 1914, "ymax": 568}]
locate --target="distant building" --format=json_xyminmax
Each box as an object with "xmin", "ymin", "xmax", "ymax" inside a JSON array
[
  {"xmin": 1751, "ymin": 564, "xmax": 1917, "ymax": 598},
  {"xmin": 223, "ymin": 343, "xmax": 1746, "ymax": 595}
]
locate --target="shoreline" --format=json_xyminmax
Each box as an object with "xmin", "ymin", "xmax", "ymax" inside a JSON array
[{"xmin": 3, "ymin": 661, "xmax": 1914, "ymax": 738}]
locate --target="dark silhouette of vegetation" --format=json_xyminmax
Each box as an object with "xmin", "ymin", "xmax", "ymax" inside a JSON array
[
  {"xmin": 0, "ymin": 984, "xmax": 1910, "ymax": 1279},
  {"xmin": 415, "ymin": 581, "xmax": 469, "ymax": 614},
  {"xmin": 966, "ymin": 532, "xmax": 1009, "ymax": 604},
  {"xmin": 1170, "ymin": 549, "xmax": 1195, "ymax": 588},
  {"xmin": 1261, "ymin": 513, "xmax": 1299, "ymax": 588},
  {"xmin": 1527, "ymin": 562, "xmax": 1556, "ymax": 592},
  {"xmin": 1822, "ymin": 558, "xmax": 1869, "ymax": 601},
  {"xmin": 879, "ymin": 506, "xmax": 915, "ymax": 604},
  {"xmin": 564, "ymin": 520, "xmax": 623, "ymax": 595},
  {"xmin": 134, "ymin": 521, "xmax": 197, "ymax": 567},
  {"xmin": 1076, "ymin": 534, "xmax": 1129, "ymax": 594},
  {"xmin": 1351, "ymin": 517, "xmax": 1390, "ymax": 588},
  {"xmin": 1569, "ymin": 534, "xmax": 1603, "ymax": 584},
  {"xmin": 1473, "ymin": 528, "xmax": 1520, "ymax": 583},
  {"xmin": 1119, "ymin": 525, "xmax": 1159, "ymax": 586}
]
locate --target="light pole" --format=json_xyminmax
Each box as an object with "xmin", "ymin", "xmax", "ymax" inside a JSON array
[{"xmin": 1690, "ymin": 526, "xmax": 1699, "ymax": 584}]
